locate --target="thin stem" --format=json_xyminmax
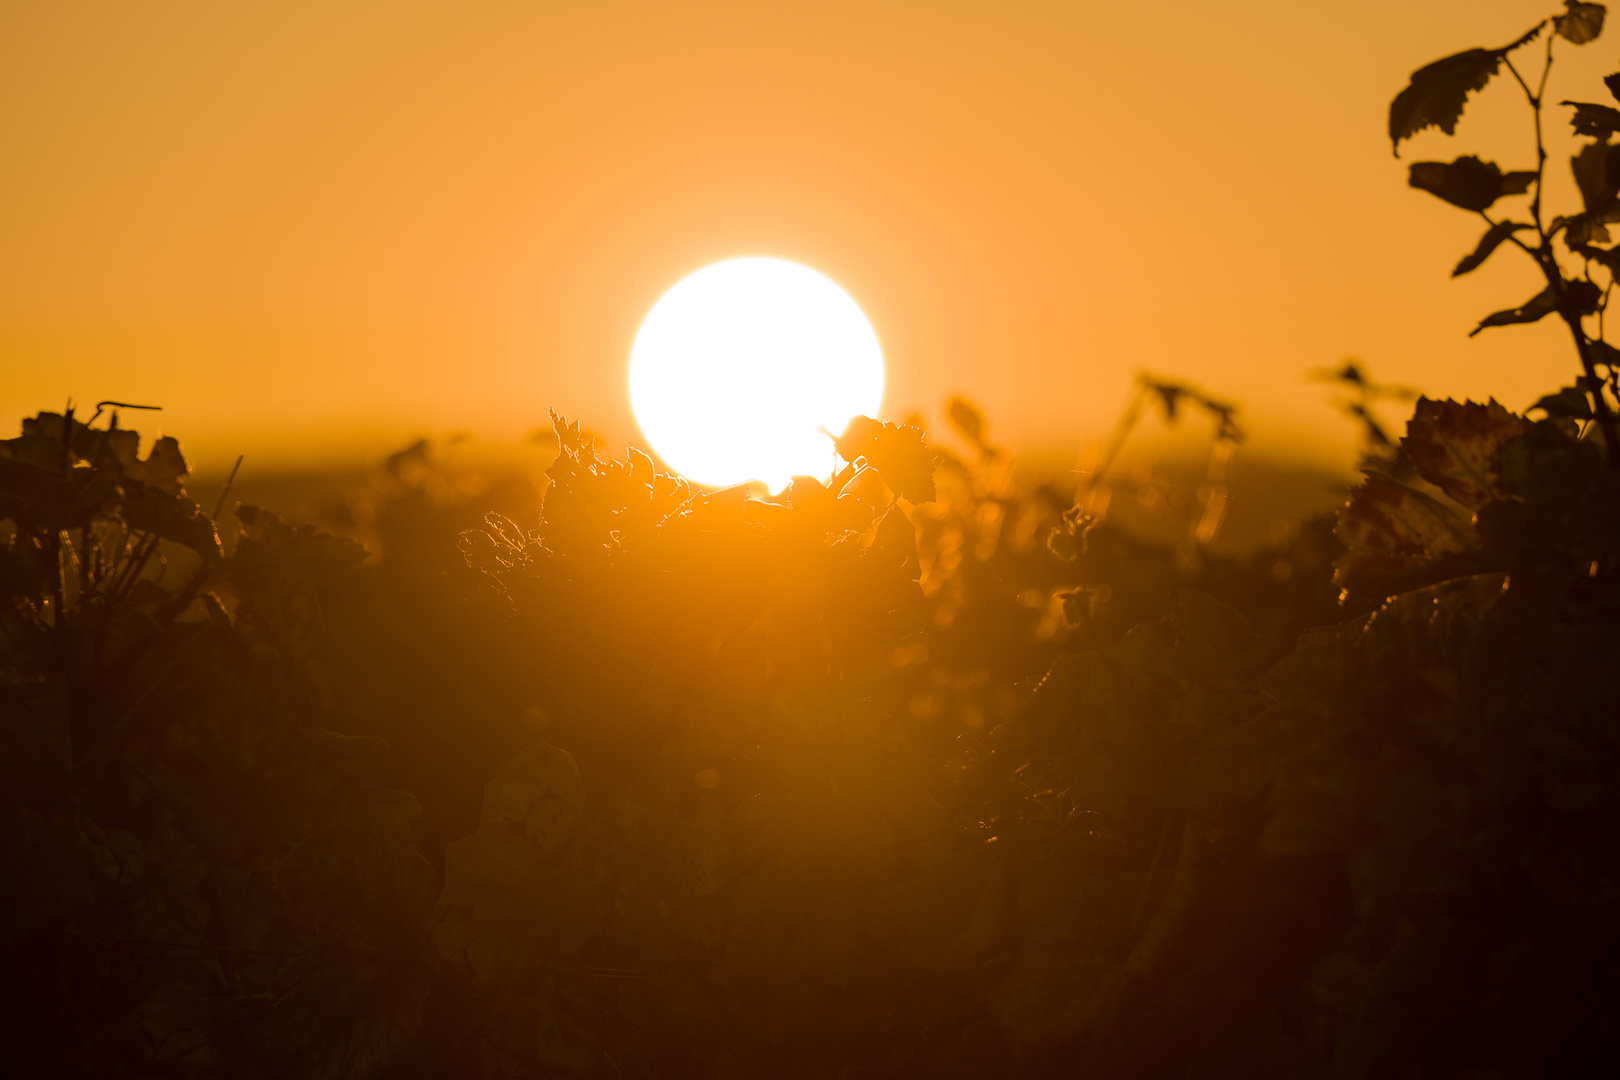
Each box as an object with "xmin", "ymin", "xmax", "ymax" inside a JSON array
[
  {"xmin": 1504, "ymin": 35, "xmax": 1555, "ymax": 247},
  {"xmin": 1556, "ymin": 305, "xmax": 1620, "ymax": 462},
  {"xmin": 1077, "ymin": 384, "xmax": 1148, "ymax": 505},
  {"xmin": 212, "ymin": 454, "xmax": 244, "ymax": 520},
  {"xmin": 46, "ymin": 530, "xmax": 65, "ymax": 629},
  {"xmin": 1503, "ymin": 57, "xmax": 1537, "ymax": 103},
  {"xmin": 1534, "ymin": 33, "xmax": 1555, "ymax": 253},
  {"xmin": 1505, "ymin": 32, "xmax": 1620, "ymax": 462},
  {"xmin": 1481, "ymin": 210, "xmax": 1540, "ymax": 257}
]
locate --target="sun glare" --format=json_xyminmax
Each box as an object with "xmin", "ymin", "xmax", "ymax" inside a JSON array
[{"xmin": 629, "ymin": 257, "xmax": 885, "ymax": 492}]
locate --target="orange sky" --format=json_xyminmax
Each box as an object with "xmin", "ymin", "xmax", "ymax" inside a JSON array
[{"xmin": 2, "ymin": 1, "xmax": 1613, "ymax": 474}]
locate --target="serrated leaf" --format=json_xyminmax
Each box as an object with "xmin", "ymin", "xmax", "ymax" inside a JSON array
[
  {"xmin": 832, "ymin": 416, "xmax": 937, "ymax": 502},
  {"xmin": 1571, "ymin": 141, "xmax": 1620, "ymax": 211},
  {"xmin": 1333, "ymin": 472, "xmax": 1479, "ymax": 589},
  {"xmin": 1390, "ymin": 50, "xmax": 1503, "ymax": 152},
  {"xmin": 1562, "ymin": 100, "xmax": 1620, "ymax": 137},
  {"xmin": 1409, "ymin": 156, "xmax": 1519, "ymax": 211},
  {"xmin": 1555, "ymin": 1, "xmax": 1606, "ymax": 44},
  {"xmin": 1402, "ymin": 396, "xmax": 1530, "ymax": 509},
  {"xmin": 1470, "ymin": 287, "xmax": 1559, "ymax": 336},
  {"xmin": 1389, "ymin": 29, "xmax": 1542, "ymax": 154},
  {"xmin": 1453, "ymin": 220, "xmax": 1531, "ymax": 276}
]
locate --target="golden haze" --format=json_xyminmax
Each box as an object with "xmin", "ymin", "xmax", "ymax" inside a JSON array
[{"xmin": 0, "ymin": 1, "xmax": 1605, "ymax": 473}]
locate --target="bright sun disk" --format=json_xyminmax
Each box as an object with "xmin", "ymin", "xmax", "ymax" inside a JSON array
[{"xmin": 628, "ymin": 257, "xmax": 884, "ymax": 492}]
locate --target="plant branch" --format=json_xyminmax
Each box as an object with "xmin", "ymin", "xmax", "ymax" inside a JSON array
[
  {"xmin": 1557, "ymin": 306, "xmax": 1620, "ymax": 462},
  {"xmin": 1504, "ymin": 37, "xmax": 1618, "ymax": 458},
  {"xmin": 1483, "ymin": 210, "xmax": 1540, "ymax": 257}
]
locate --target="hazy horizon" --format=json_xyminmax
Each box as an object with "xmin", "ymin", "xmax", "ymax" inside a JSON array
[{"xmin": 2, "ymin": 0, "xmax": 1601, "ymax": 475}]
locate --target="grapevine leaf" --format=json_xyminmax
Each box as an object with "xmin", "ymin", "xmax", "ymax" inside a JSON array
[
  {"xmin": 1555, "ymin": 1, "xmax": 1606, "ymax": 44},
  {"xmin": 0, "ymin": 455, "xmax": 121, "ymax": 531},
  {"xmin": 947, "ymin": 397, "xmax": 988, "ymax": 446},
  {"xmin": 233, "ymin": 506, "xmax": 367, "ymax": 578},
  {"xmin": 120, "ymin": 483, "xmax": 223, "ymax": 561},
  {"xmin": 1593, "ymin": 338, "xmax": 1620, "ymax": 368},
  {"xmin": 1571, "ymin": 141, "xmax": 1620, "ymax": 210},
  {"xmin": 1408, "ymin": 156, "xmax": 1521, "ymax": 211},
  {"xmin": 1501, "ymin": 170, "xmax": 1538, "ymax": 194},
  {"xmin": 1389, "ymin": 28, "xmax": 1543, "ymax": 154},
  {"xmin": 1581, "ymin": 243, "xmax": 1620, "ymax": 273},
  {"xmin": 1532, "ymin": 384, "xmax": 1596, "ymax": 420},
  {"xmin": 832, "ymin": 416, "xmax": 937, "ymax": 502},
  {"xmin": 128, "ymin": 435, "xmax": 190, "ymax": 495},
  {"xmin": 871, "ymin": 502, "xmax": 922, "ymax": 580},
  {"xmin": 1562, "ymin": 100, "xmax": 1620, "ymax": 137},
  {"xmin": 1563, "ymin": 202, "xmax": 1620, "ymax": 246},
  {"xmin": 1402, "ymin": 396, "xmax": 1530, "ymax": 509},
  {"xmin": 479, "ymin": 741, "xmax": 586, "ymax": 856},
  {"xmin": 1568, "ymin": 279, "xmax": 1605, "ymax": 314},
  {"xmin": 1453, "ymin": 220, "xmax": 1531, "ymax": 276},
  {"xmin": 1333, "ymin": 472, "xmax": 1479, "ymax": 589},
  {"xmin": 1483, "ymin": 417, "xmax": 1620, "ymax": 560},
  {"xmin": 1469, "ymin": 287, "xmax": 1559, "ymax": 336}
]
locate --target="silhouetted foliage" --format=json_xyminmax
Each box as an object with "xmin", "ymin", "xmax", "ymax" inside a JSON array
[
  {"xmin": 1392, "ymin": 0, "xmax": 1620, "ymax": 459},
  {"xmin": 3, "ymin": 5, "xmax": 1618, "ymax": 1078}
]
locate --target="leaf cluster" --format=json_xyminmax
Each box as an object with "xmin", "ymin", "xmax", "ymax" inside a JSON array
[
  {"xmin": 0, "ymin": 411, "xmax": 429, "ymax": 1078},
  {"xmin": 1390, "ymin": 2, "xmax": 1620, "ymax": 455},
  {"xmin": 425, "ymin": 387, "xmax": 1616, "ymax": 1077},
  {"xmin": 5, "ymin": 6, "xmax": 1620, "ymax": 1068},
  {"xmin": 6, "ymin": 373, "xmax": 1615, "ymax": 1078}
]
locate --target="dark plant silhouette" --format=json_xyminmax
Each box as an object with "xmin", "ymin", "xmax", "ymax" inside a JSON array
[
  {"xmin": 1394, "ymin": 0, "xmax": 1620, "ymax": 457},
  {"xmin": 2, "ymin": 5, "xmax": 1619, "ymax": 1078}
]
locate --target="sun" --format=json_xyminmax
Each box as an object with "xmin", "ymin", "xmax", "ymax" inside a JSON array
[{"xmin": 628, "ymin": 257, "xmax": 885, "ymax": 492}]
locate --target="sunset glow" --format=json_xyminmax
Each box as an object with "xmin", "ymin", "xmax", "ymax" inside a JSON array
[{"xmin": 628, "ymin": 258, "xmax": 884, "ymax": 491}]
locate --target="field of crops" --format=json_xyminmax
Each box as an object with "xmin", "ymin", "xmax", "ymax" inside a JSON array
[{"xmin": 4, "ymin": 5, "xmax": 1620, "ymax": 1077}]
